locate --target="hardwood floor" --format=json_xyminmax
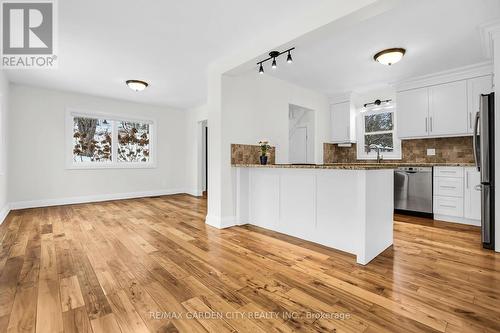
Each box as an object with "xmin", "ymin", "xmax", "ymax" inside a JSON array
[{"xmin": 0, "ymin": 194, "xmax": 499, "ymax": 332}]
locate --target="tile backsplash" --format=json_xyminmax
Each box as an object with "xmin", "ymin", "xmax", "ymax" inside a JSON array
[
  {"xmin": 324, "ymin": 136, "xmax": 474, "ymax": 164},
  {"xmin": 231, "ymin": 144, "xmax": 276, "ymax": 165}
]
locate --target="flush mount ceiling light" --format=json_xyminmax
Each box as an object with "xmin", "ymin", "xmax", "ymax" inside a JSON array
[
  {"xmin": 126, "ymin": 79, "xmax": 149, "ymax": 92},
  {"xmin": 257, "ymin": 47, "xmax": 295, "ymax": 74},
  {"xmin": 373, "ymin": 48, "xmax": 406, "ymax": 66}
]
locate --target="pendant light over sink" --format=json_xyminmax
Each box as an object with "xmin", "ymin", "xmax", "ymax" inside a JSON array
[{"xmin": 373, "ymin": 48, "xmax": 406, "ymax": 66}]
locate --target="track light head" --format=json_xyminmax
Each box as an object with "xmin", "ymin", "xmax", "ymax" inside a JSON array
[
  {"xmin": 259, "ymin": 63, "xmax": 264, "ymax": 74},
  {"xmin": 287, "ymin": 51, "xmax": 293, "ymax": 63},
  {"xmin": 271, "ymin": 58, "xmax": 277, "ymax": 69}
]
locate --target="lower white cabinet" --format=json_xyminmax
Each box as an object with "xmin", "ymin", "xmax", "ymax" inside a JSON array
[
  {"xmin": 434, "ymin": 196, "xmax": 464, "ymax": 217},
  {"xmin": 434, "ymin": 177, "xmax": 463, "ymax": 197},
  {"xmin": 433, "ymin": 166, "xmax": 480, "ymax": 226},
  {"xmin": 464, "ymin": 167, "xmax": 481, "ymax": 220}
]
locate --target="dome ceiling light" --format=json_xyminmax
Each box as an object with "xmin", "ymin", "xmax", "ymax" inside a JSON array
[
  {"xmin": 257, "ymin": 47, "xmax": 295, "ymax": 74},
  {"xmin": 126, "ymin": 79, "xmax": 149, "ymax": 92},
  {"xmin": 373, "ymin": 48, "xmax": 406, "ymax": 66}
]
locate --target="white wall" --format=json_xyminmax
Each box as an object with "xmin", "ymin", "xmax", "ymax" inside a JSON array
[
  {"xmin": 213, "ymin": 73, "xmax": 329, "ymax": 226},
  {"xmin": 8, "ymin": 84, "xmax": 187, "ymax": 207},
  {"xmin": 493, "ymin": 28, "xmax": 500, "ymax": 253},
  {"xmin": 184, "ymin": 104, "xmax": 208, "ymax": 196},
  {"xmin": 0, "ymin": 72, "xmax": 9, "ymax": 220},
  {"xmin": 222, "ymin": 74, "xmax": 329, "ymax": 164}
]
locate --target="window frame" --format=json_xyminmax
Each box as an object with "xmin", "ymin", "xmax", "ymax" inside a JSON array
[
  {"xmin": 356, "ymin": 106, "xmax": 401, "ymax": 160},
  {"xmin": 65, "ymin": 109, "xmax": 157, "ymax": 169}
]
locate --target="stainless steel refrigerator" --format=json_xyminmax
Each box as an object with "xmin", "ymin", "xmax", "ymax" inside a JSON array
[{"xmin": 473, "ymin": 92, "xmax": 495, "ymax": 250}]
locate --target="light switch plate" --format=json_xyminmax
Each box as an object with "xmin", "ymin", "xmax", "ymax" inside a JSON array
[{"xmin": 427, "ymin": 148, "xmax": 436, "ymax": 156}]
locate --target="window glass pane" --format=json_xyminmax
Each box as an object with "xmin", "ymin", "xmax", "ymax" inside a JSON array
[
  {"xmin": 117, "ymin": 121, "xmax": 150, "ymax": 162},
  {"xmin": 364, "ymin": 112, "xmax": 393, "ymax": 132},
  {"xmin": 73, "ymin": 117, "xmax": 112, "ymax": 162},
  {"xmin": 364, "ymin": 133, "xmax": 394, "ymax": 153}
]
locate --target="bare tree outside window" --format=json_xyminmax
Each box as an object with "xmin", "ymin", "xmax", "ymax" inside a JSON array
[
  {"xmin": 117, "ymin": 121, "xmax": 150, "ymax": 162},
  {"xmin": 364, "ymin": 112, "xmax": 394, "ymax": 153},
  {"xmin": 73, "ymin": 117, "xmax": 112, "ymax": 162},
  {"xmin": 69, "ymin": 114, "xmax": 154, "ymax": 167}
]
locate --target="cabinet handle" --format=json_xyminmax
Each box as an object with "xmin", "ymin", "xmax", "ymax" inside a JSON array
[
  {"xmin": 425, "ymin": 118, "xmax": 428, "ymax": 132},
  {"xmin": 466, "ymin": 172, "xmax": 469, "ymax": 189},
  {"xmin": 430, "ymin": 117, "xmax": 433, "ymax": 132},
  {"xmin": 440, "ymin": 204, "xmax": 456, "ymax": 208},
  {"xmin": 440, "ymin": 185, "xmax": 456, "ymax": 189},
  {"xmin": 469, "ymin": 112, "xmax": 472, "ymax": 130}
]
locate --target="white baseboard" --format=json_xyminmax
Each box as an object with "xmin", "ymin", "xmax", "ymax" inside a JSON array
[
  {"xmin": 9, "ymin": 189, "xmax": 187, "ymax": 210},
  {"xmin": 184, "ymin": 188, "xmax": 203, "ymax": 197},
  {"xmin": 0, "ymin": 204, "xmax": 10, "ymax": 224},
  {"xmin": 205, "ymin": 215, "xmax": 239, "ymax": 229},
  {"xmin": 434, "ymin": 214, "xmax": 481, "ymax": 227}
]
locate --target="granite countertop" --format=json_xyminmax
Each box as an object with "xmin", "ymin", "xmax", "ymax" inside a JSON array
[
  {"xmin": 232, "ymin": 163, "xmax": 396, "ymax": 170},
  {"xmin": 326, "ymin": 162, "xmax": 476, "ymax": 167},
  {"xmin": 232, "ymin": 162, "xmax": 476, "ymax": 170}
]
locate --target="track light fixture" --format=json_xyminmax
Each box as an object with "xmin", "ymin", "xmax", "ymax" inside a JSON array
[{"xmin": 257, "ymin": 47, "xmax": 295, "ymax": 74}]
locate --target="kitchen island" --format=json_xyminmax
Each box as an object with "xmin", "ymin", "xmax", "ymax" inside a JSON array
[{"xmin": 233, "ymin": 164, "xmax": 395, "ymax": 265}]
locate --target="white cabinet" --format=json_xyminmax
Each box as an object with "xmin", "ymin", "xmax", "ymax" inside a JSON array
[
  {"xmin": 428, "ymin": 80, "xmax": 468, "ymax": 136},
  {"xmin": 433, "ymin": 167, "xmax": 464, "ymax": 218},
  {"xmin": 434, "ymin": 177, "xmax": 464, "ymax": 197},
  {"xmin": 330, "ymin": 101, "xmax": 355, "ymax": 143},
  {"xmin": 397, "ymin": 78, "xmax": 491, "ymax": 139},
  {"xmin": 464, "ymin": 167, "xmax": 481, "ymax": 221},
  {"xmin": 433, "ymin": 166, "xmax": 480, "ymax": 225},
  {"xmin": 467, "ymin": 75, "xmax": 493, "ymax": 133},
  {"xmin": 397, "ymin": 87, "xmax": 429, "ymax": 138}
]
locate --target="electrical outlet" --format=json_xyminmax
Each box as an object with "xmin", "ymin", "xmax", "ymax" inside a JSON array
[{"xmin": 427, "ymin": 148, "xmax": 436, "ymax": 156}]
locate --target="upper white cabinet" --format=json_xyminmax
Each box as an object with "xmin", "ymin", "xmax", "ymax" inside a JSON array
[
  {"xmin": 428, "ymin": 80, "xmax": 468, "ymax": 136},
  {"xmin": 397, "ymin": 76, "xmax": 493, "ymax": 139},
  {"xmin": 467, "ymin": 75, "xmax": 493, "ymax": 133},
  {"xmin": 397, "ymin": 87, "xmax": 429, "ymax": 138},
  {"xmin": 330, "ymin": 101, "xmax": 355, "ymax": 143}
]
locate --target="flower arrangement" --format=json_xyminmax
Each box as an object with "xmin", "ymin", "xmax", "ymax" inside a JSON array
[
  {"xmin": 258, "ymin": 140, "xmax": 271, "ymax": 156},
  {"xmin": 258, "ymin": 140, "xmax": 271, "ymax": 165}
]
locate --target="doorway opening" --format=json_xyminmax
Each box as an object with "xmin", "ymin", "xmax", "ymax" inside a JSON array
[
  {"xmin": 201, "ymin": 120, "xmax": 208, "ymax": 197},
  {"xmin": 289, "ymin": 104, "xmax": 315, "ymax": 164}
]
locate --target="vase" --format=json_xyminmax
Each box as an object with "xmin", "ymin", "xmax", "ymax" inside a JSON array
[{"xmin": 259, "ymin": 155, "xmax": 268, "ymax": 165}]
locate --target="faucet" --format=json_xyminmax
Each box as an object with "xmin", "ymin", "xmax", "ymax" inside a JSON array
[{"xmin": 369, "ymin": 144, "xmax": 383, "ymax": 163}]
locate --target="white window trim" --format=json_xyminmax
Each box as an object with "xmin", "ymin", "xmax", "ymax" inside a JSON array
[
  {"xmin": 356, "ymin": 107, "xmax": 401, "ymax": 160},
  {"xmin": 65, "ymin": 108, "xmax": 157, "ymax": 169}
]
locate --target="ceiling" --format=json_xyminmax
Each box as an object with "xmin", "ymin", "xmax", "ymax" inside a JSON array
[
  {"xmin": 5, "ymin": 0, "xmax": 356, "ymax": 109},
  {"xmin": 249, "ymin": 0, "xmax": 500, "ymax": 96}
]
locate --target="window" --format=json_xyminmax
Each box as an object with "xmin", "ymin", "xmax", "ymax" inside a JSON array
[
  {"xmin": 67, "ymin": 110, "xmax": 155, "ymax": 168},
  {"xmin": 73, "ymin": 117, "xmax": 112, "ymax": 163},
  {"xmin": 357, "ymin": 106, "xmax": 401, "ymax": 159},
  {"xmin": 117, "ymin": 121, "xmax": 150, "ymax": 163}
]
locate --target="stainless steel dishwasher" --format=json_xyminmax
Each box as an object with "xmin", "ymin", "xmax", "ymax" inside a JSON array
[{"xmin": 394, "ymin": 167, "xmax": 433, "ymax": 217}]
